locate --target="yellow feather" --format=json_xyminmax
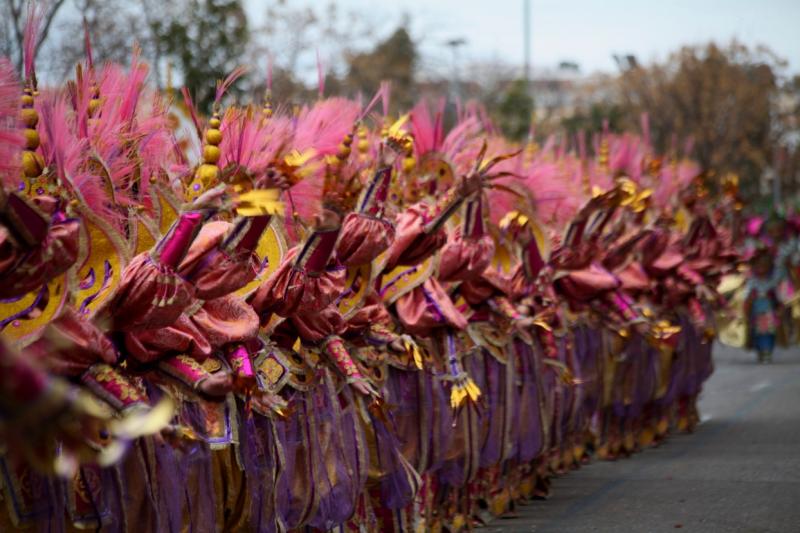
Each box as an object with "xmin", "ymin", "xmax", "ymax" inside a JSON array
[
  {"xmin": 285, "ymin": 149, "xmax": 316, "ymax": 167},
  {"xmin": 388, "ymin": 114, "xmax": 410, "ymax": 136},
  {"xmin": 235, "ymin": 189, "xmax": 285, "ymax": 217}
]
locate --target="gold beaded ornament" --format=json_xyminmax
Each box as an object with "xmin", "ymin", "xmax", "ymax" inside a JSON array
[
  {"xmin": 186, "ymin": 107, "xmax": 223, "ymax": 202},
  {"xmin": 19, "ymin": 84, "xmax": 49, "ymax": 197}
]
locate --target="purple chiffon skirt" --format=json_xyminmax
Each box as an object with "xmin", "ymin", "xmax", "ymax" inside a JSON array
[{"xmin": 509, "ymin": 338, "xmax": 545, "ymax": 463}]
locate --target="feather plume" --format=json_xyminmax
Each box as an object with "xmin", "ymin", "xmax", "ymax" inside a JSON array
[
  {"xmin": 436, "ymin": 114, "xmax": 482, "ymax": 177},
  {"xmin": 180, "ymin": 87, "xmax": 203, "ymax": 141},
  {"xmin": 215, "ymin": 65, "xmax": 248, "ymax": 105},
  {"xmin": 221, "ymin": 109, "xmax": 293, "ymax": 175},
  {"xmin": 523, "ymin": 153, "xmax": 583, "ymax": 230},
  {"xmin": 266, "ymin": 54, "xmax": 273, "ymax": 92},
  {"xmin": 117, "ymin": 45, "xmax": 148, "ymax": 124},
  {"xmin": 357, "ymin": 84, "xmax": 387, "ymax": 123},
  {"xmin": 433, "ymin": 98, "xmax": 446, "ymax": 149},
  {"xmin": 380, "ymin": 81, "xmax": 391, "ymax": 117},
  {"xmin": 316, "ymin": 49, "xmax": 325, "ymax": 99},
  {"xmin": 39, "ymin": 96, "xmax": 120, "ymax": 225},
  {"xmin": 293, "ymin": 97, "xmax": 359, "ymax": 156},
  {"xmin": 83, "ymin": 17, "xmax": 94, "ymax": 72},
  {"xmin": 23, "ymin": 2, "xmax": 43, "ymax": 82},
  {"xmin": 410, "ymin": 99, "xmax": 443, "ymax": 156}
]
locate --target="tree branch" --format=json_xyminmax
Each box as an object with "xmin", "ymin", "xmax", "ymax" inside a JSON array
[{"xmin": 34, "ymin": 0, "xmax": 68, "ymax": 64}]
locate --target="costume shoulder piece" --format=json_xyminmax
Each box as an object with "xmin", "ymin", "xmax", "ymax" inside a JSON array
[
  {"xmin": 337, "ymin": 262, "xmax": 373, "ymax": 319},
  {"xmin": 0, "ymin": 274, "xmax": 71, "ymax": 348},
  {"xmin": 72, "ymin": 203, "xmax": 132, "ymax": 318},
  {"xmin": 233, "ymin": 216, "xmax": 288, "ymax": 299},
  {"xmin": 378, "ymin": 253, "xmax": 439, "ymax": 305}
]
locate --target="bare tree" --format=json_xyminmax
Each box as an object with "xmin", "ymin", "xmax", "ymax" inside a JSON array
[
  {"xmin": 45, "ymin": 0, "xmax": 147, "ymax": 80},
  {"xmin": 2, "ymin": 0, "xmax": 68, "ymax": 76}
]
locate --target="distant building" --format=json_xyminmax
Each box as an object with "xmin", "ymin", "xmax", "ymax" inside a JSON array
[{"xmin": 529, "ymin": 63, "xmax": 617, "ymax": 126}]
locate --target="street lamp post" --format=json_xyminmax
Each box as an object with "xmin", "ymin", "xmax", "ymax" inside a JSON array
[{"xmin": 445, "ymin": 38, "xmax": 467, "ymax": 101}]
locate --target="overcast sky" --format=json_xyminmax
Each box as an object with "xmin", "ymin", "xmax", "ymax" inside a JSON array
[{"xmin": 245, "ymin": 0, "xmax": 800, "ymax": 76}]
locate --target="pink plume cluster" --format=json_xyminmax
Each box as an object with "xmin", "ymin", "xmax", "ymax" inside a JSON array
[
  {"xmin": 293, "ymin": 97, "xmax": 360, "ymax": 157},
  {"xmin": 38, "ymin": 97, "xmax": 121, "ymax": 225},
  {"xmin": 410, "ymin": 99, "xmax": 446, "ymax": 156},
  {"xmin": 219, "ymin": 108, "xmax": 293, "ymax": 176}
]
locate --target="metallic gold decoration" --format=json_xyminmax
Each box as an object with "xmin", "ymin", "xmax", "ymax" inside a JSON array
[
  {"xmin": 72, "ymin": 204, "xmax": 131, "ymax": 317},
  {"xmin": 151, "ymin": 184, "xmax": 181, "ymax": 237},
  {"xmin": 378, "ymin": 254, "xmax": 439, "ymax": 305},
  {"xmin": 234, "ymin": 217, "xmax": 288, "ymax": 299},
  {"xmin": 0, "ymin": 274, "xmax": 70, "ymax": 348},
  {"xmin": 234, "ymin": 188, "xmax": 285, "ymax": 217},
  {"xmin": 337, "ymin": 263, "xmax": 372, "ymax": 319},
  {"xmin": 129, "ymin": 211, "xmax": 158, "ymax": 256},
  {"xmin": 186, "ymin": 110, "xmax": 223, "ymax": 202}
]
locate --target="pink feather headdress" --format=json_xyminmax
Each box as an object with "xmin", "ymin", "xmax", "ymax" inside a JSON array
[{"xmin": 38, "ymin": 96, "xmax": 121, "ymax": 225}]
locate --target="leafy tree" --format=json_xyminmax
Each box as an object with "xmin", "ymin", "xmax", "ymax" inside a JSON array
[
  {"xmin": 561, "ymin": 101, "xmax": 625, "ymax": 137},
  {"xmin": 494, "ymin": 79, "xmax": 534, "ymax": 141},
  {"xmin": 345, "ymin": 26, "xmax": 417, "ymax": 110},
  {"xmin": 156, "ymin": 0, "xmax": 249, "ymax": 112}
]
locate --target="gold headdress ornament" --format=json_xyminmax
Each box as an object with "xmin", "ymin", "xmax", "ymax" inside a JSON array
[
  {"xmin": 383, "ymin": 113, "xmax": 414, "ymax": 172},
  {"xmin": 499, "ymin": 205, "xmax": 550, "ymax": 265},
  {"xmin": 615, "ymin": 176, "xmax": 652, "ymax": 213},
  {"xmin": 185, "ymin": 102, "xmax": 283, "ymax": 216},
  {"xmin": 646, "ymin": 156, "xmax": 663, "ymax": 176},
  {"xmin": 186, "ymin": 105, "xmax": 223, "ymax": 202},
  {"xmin": 261, "ymin": 87, "xmax": 273, "ymax": 123},
  {"xmin": 20, "ymin": 80, "xmax": 48, "ymax": 197},
  {"xmin": 721, "ymin": 173, "xmax": 738, "ymax": 196},
  {"xmin": 274, "ymin": 148, "xmax": 317, "ymax": 186},
  {"xmin": 385, "ymin": 125, "xmax": 415, "ymax": 209},
  {"xmin": 720, "ymin": 173, "xmax": 743, "ymax": 211},
  {"xmin": 499, "ymin": 210, "xmax": 530, "ymax": 231},
  {"xmin": 356, "ymin": 123, "xmax": 370, "ymax": 159},
  {"xmin": 598, "ymin": 138, "xmax": 610, "ymax": 174},
  {"xmin": 322, "ymin": 128, "xmax": 362, "ymax": 213}
]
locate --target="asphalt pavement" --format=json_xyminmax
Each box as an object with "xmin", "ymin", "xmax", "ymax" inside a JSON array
[{"xmin": 490, "ymin": 343, "xmax": 800, "ymax": 533}]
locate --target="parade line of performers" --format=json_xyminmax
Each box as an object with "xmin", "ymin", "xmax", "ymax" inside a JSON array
[{"xmin": 0, "ymin": 15, "xmax": 743, "ymax": 533}]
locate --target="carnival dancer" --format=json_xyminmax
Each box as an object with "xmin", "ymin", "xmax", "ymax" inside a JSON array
[
  {"xmin": 744, "ymin": 248, "xmax": 782, "ymax": 363},
  {"xmin": 246, "ymin": 97, "xmax": 380, "ymax": 530},
  {"xmin": 0, "ymin": 38, "xmax": 172, "ymax": 529},
  {"xmin": 333, "ymin": 141, "xmax": 429, "ymax": 531}
]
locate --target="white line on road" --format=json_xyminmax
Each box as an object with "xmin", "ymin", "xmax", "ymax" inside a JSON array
[{"xmin": 749, "ymin": 380, "xmax": 772, "ymax": 393}]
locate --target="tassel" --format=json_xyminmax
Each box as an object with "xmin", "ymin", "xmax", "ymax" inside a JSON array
[
  {"xmin": 401, "ymin": 335, "xmax": 424, "ymax": 370},
  {"xmin": 449, "ymin": 375, "xmax": 481, "ymax": 410}
]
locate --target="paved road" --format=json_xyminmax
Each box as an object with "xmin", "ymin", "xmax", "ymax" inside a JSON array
[{"xmin": 491, "ymin": 344, "xmax": 800, "ymax": 533}]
